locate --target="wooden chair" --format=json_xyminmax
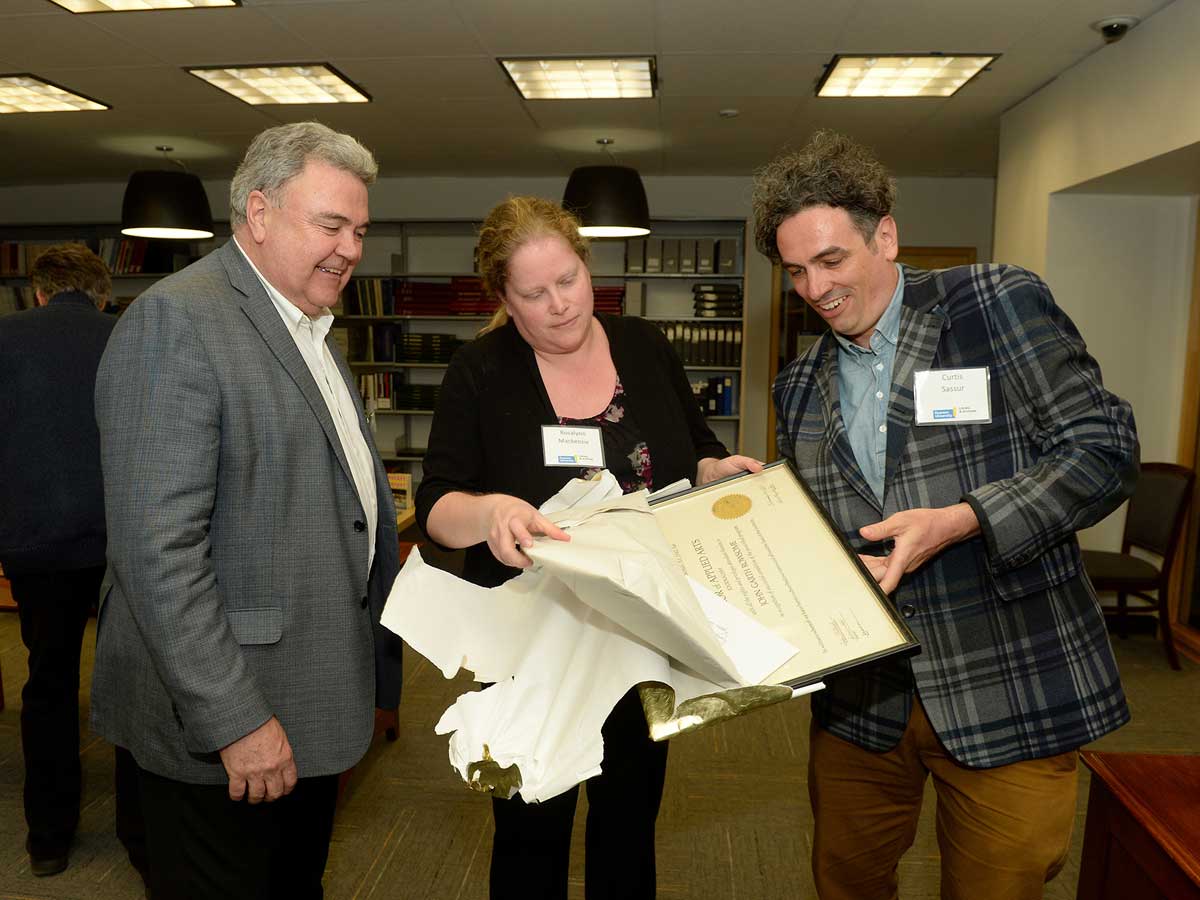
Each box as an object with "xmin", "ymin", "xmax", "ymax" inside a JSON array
[{"xmin": 1082, "ymin": 462, "xmax": 1195, "ymax": 670}]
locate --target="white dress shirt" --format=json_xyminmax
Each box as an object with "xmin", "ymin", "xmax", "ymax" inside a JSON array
[{"xmin": 234, "ymin": 239, "xmax": 378, "ymax": 577}]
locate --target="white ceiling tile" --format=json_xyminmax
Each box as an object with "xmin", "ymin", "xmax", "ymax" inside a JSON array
[
  {"xmin": 659, "ymin": 53, "xmax": 831, "ymax": 98},
  {"xmin": 655, "ymin": 0, "xmax": 848, "ymax": 53},
  {"xmin": 88, "ymin": 7, "xmax": 318, "ymax": 65},
  {"xmin": 339, "ymin": 56, "xmax": 513, "ymax": 102},
  {"xmin": 837, "ymin": 0, "xmax": 1052, "ymax": 52},
  {"xmin": 0, "ymin": 13, "xmax": 159, "ymax": 68},
  {"xmin": 0, "ymin": 0, "xmax": 1176, "ymax": 182},
  {"xmin": 35, "ymin": 65, "xmax": 222, "ymax": 105},
  {"xmin": 259, "ymin": 1, "xmax": 484, "ymax": 59},
  {"xmin": 659, "ymin": 95, "xmax": 799, "ymax": 128},
  {"xmin": 524, "ymin": 98, "xmax": 660, "ymax": 130},
  {"xmin": 0, "ymin": 1, "xmax": 62, "ymax": 14},
  {"xmin": 454, "ymin": 0, "xmax": 655, "ymax": 56}
]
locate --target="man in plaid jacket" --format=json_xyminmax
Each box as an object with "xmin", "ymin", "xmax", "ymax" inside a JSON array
[{"xmin": 753, "ymin": 131, "xmax": 1138, "ymax": 900}]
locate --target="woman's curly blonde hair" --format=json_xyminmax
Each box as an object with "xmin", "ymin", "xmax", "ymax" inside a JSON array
[{"xmin": 476, "ymin": 196, "xmax": 591, "ymax": 335}]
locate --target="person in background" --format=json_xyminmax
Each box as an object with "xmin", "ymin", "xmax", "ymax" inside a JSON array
[
  {"xmin": 0, "ymin": 244, "xmax": 145, "ymax": 880},
  {"xmin": 92, "ymin": 121, "xmax": 402, "ymax": 899},
  {"xmin": 417, "ymin": 195, "xmax": 761, "ymax": 900},
  {"xmin": 753, "ymin": 130, "xmax": 1138, "ymax": 899}
]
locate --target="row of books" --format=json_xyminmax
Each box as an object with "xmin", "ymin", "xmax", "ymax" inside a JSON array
[
  {"xmin": 340, "ymin": 277, "xmax": 626, "ymax": 318},
  {"xmin": 626, "ymin": 237, "xmax": 739, "ymax": 275},
  {"xmin": 0, "ymin": 239, "xmax": 191, "ymax": 277},
  {"xmin": 96, "ymin": 237, "xmax": 189, "ymax": 275},
  {"xmin": 386, "ymin": 471, "xmax": 413, "ymax": 517},
  {"xmin": 692, "ymin": 282, "xmax": 743, "ymax": 318},
  {"xmin": 591, "ymin": 285, "xmax": 625, "ymax": 315},
  {"xmin": 357, "ymin": 374, "xmax": 442, "ymax": 411},
  {"xmin": 341, "ymin": 277, "xmax": 494, "ymax": 317},
  {"xmin": 654, "ymin": 320, "xmax": 742, "ymax": 367},
  {"xmin": 1, "ymin": 241, "xmax": 80, "ymax": 277},
  {"xmin": 692, "ymin": 374, "xmax": 739, "ymax": 417},
  {"xmin": 349, "ymin": 327, "xmax": 464, "ymax": 364}
]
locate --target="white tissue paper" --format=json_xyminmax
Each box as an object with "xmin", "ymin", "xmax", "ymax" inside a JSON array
[{"xmin": 381, "ymin": 471, "xmax": 801, "ymax": 803}]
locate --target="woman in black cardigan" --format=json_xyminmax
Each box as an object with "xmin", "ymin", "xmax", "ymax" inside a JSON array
[{"xmin": 417, "ymin": 196, "xmax": 759, "ymax": 900}]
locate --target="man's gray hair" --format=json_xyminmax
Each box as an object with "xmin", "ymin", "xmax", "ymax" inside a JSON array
[{"xmin": 229, "ymin": 121, "xmax": 378, "ymax": 228}]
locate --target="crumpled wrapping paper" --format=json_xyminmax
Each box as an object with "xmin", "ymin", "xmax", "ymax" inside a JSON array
[{"xmin": 382, "ymin": 472, "xmax": 806, "ymax": 803}]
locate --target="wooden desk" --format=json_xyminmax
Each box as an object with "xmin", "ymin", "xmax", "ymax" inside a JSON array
[
  {"xmin": 1078, "ymin": 751, "xmax": 1200, "ymax": 899},
  {"xmin": 395, "ymin": 506, "xmax": 417, "ymax": 536}
]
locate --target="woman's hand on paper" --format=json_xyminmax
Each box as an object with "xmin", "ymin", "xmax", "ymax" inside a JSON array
[
  {"xmin": 697, "ymin": 455, "xmax": 764, "ymax": 485},
  {"xmin": 483, "ymin": 494, "xmax": 570, "ymax": 569}
]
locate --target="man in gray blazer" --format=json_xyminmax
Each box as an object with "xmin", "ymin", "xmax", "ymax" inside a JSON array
[{"xmin": 93, "ymin": 121, "xmax": 401, "ymax": 899}]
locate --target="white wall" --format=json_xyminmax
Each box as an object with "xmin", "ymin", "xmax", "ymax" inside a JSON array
[
  {"xmin": 995, "ymin": 0, "xmax": 1200, "ymax": 550},
  {"xmin": 1045, "ymin": 193, "xmax": 1197, "ymax": 549},
  {"xmin": 0, "ymin": 173, "xmax": 994, "ymax": 461},
  {"xmin": 995, "ymin": 1, "xmax": 1200, "ymax": 273}
]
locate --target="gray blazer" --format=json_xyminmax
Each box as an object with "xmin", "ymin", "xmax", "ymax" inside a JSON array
[{"xmin": 92, "ymin": 240, "xmax": 401, "ymax": 784}]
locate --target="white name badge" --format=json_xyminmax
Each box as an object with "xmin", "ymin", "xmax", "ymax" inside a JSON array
[
  {"xmin": 913, "ymin": 367, "xmax": 992, "ymax": 425},
  {"xmin": 541, "ymin": 425, "xmax": 606, "ymax": 468}
]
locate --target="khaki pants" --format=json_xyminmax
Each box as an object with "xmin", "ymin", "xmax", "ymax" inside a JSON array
[{"xmin": 808, "ymin": 699, "xmax": 1078, "ymax": 900}]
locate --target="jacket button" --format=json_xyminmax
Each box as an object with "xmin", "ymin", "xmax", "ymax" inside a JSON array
[
  {"xmin": 900, "ymin": 604, "xmax": 916, "ymax": 618},
  {"xmin": 360, "ymin": 595, "xmax": 369, "ymax": 610},
  {"xmin": 353, "ymin": 520, "xmax": 366, "ymax": 532}
]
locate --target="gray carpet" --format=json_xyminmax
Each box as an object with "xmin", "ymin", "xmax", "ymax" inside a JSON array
[{"xmin": 0, "ymin": 613, "xmax": 1196, "ymax": 899}]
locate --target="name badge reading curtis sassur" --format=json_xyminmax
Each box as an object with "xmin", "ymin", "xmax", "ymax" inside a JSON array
[
  {"xmin": 541, "ymin": 425, "xmax": 606, "ymax": 468},
  {"xmin": 913, "ymin": 367, "xmax": 992, "ymax": 425}
]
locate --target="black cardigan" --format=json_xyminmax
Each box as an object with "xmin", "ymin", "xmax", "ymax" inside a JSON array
[
  {"xmin": 416, "ymin": 313, "xmax": 729, "ymax": 588},
  {"xmin": 0, "ymin": 291, "xmax": 116, "ymax": 574}
]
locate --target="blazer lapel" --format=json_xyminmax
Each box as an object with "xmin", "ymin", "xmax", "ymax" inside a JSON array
[
  {"xmin": 813, "ymin": 337, "xmax": 878, "ymax": 510},
  {"xmin": 884, "ymin": 269, "xmax": 949, "ymax": 498},
  {"xmin": 219, "ymin": 241, "xmax": 358, "ymax": 492}
]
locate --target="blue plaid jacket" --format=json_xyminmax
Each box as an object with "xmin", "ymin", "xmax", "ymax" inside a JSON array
[{"xmin": 774, "ymin": 264, "xmax": 1137, "ymax": 768}]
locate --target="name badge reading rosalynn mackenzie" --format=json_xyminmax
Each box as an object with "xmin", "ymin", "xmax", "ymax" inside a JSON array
[
  {"xmin": 541, "ymin": 425, "xmax": 606, "ymax": 468},
  {"xmin": 913, "ymin": 367, "xmax": 992, "ymax": 425}
]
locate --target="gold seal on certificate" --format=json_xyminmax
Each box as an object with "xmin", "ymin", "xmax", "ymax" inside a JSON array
[
  {"xmin": 650, "ymin": 460, "xmax": 918, "ymax": 690},
  {"xmin": 711, "ymin": 493, "xmax": 751, "ymax": 520}
]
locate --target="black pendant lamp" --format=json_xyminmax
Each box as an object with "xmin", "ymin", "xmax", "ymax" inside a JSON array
[
  {"xmin": 562, "ymin": 141, "xmax": 650, "ymax": 238},
  {"xmin": 121, "ymin": 147, "xmax": 214, "ymax": 240}
]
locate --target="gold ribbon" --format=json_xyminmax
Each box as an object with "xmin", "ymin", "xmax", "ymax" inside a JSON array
[
  {"xmin": 466, "ymin": 743, "xmax": 523, "ymax": 798},
  {"xmin": 638, "ymin": 681, "xmax": 794, "ymax": 741}
]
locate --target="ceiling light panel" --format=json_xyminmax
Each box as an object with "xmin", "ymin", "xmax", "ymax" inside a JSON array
[
  {"xmin": 187, "ymin": 64, "xmax": 370, "ymax": 105},
  {"xmin": 0, "ymin": 74, "xmax": 108, "ymax": 113},
  {"xmin": 817, "ymin": 55, "xmax": 996, "ymax": 98},
  {"xmin": 47, "ymin": 0, "xmax": 238, "ymax": 11},
  {"xmin": 501, "ymin": 57, "xmax": 656, "ymax": 100}
]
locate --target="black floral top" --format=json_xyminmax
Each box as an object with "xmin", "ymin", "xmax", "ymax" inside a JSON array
[{"xmin": 558, "ymin": 376, "xmax": 653, "ymax": 493}]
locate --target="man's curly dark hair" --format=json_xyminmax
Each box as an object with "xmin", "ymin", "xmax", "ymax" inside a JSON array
[{"xmin": 751, "ymin": 130, "xmax": 897, "ymax": 263}]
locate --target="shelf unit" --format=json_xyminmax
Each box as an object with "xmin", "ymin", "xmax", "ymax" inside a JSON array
[
  {"xmin": 335, "ymin": 219, "xmax": 748, "ymax": 489},
  {"xmin": 0, "ymin": 223, "xmax": 228, "ymax": 315},
  {"xmin": 2, "ymin": 219, "xmax": 750, "ymax": 493}
]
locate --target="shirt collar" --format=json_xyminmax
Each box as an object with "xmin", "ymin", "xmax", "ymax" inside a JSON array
[
  {"xmin": 833, "ymin": 262, "xmax": 904, "ymax": 355},
  {"xmin": 233, "ymin": 237, "xmax": 334, "ymax": 341}
]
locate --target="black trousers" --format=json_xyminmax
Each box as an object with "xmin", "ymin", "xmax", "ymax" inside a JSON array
[
  {"xmin": 11, "ymin": 567, "xmax": 148, "ymax": 873},
  {"xmin": 11, "ymin": 566, "xmax": 102, "ymax": 856},
  {"xmin": 490, "ymin": 686, "xmax": 668, "ymax": 900},
  {"xmin": 137, "ymin": 763, "xmax": 340, "ymax": 900}
]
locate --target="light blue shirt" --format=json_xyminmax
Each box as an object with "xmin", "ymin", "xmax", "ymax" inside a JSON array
[{"xmin": 834, "ymin": 264, "xmax": 904, "ymax": 504}]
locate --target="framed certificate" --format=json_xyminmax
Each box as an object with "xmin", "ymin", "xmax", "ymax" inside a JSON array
[{"xmin": 649, "ymin": 459, "xmax": 919, "ymax": 689}]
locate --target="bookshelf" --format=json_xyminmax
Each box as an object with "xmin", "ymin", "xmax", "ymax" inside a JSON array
[
  {"xmin": 337, "ymin": 219, "xmax": 750, "ymax": 488},
  {"xmin": 2, "ymin": 219, "xmax": 751, "ymax": 494},
  {"xmin": 0, "ymin": 224, "xmax": 227, "ymax": 316}
]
